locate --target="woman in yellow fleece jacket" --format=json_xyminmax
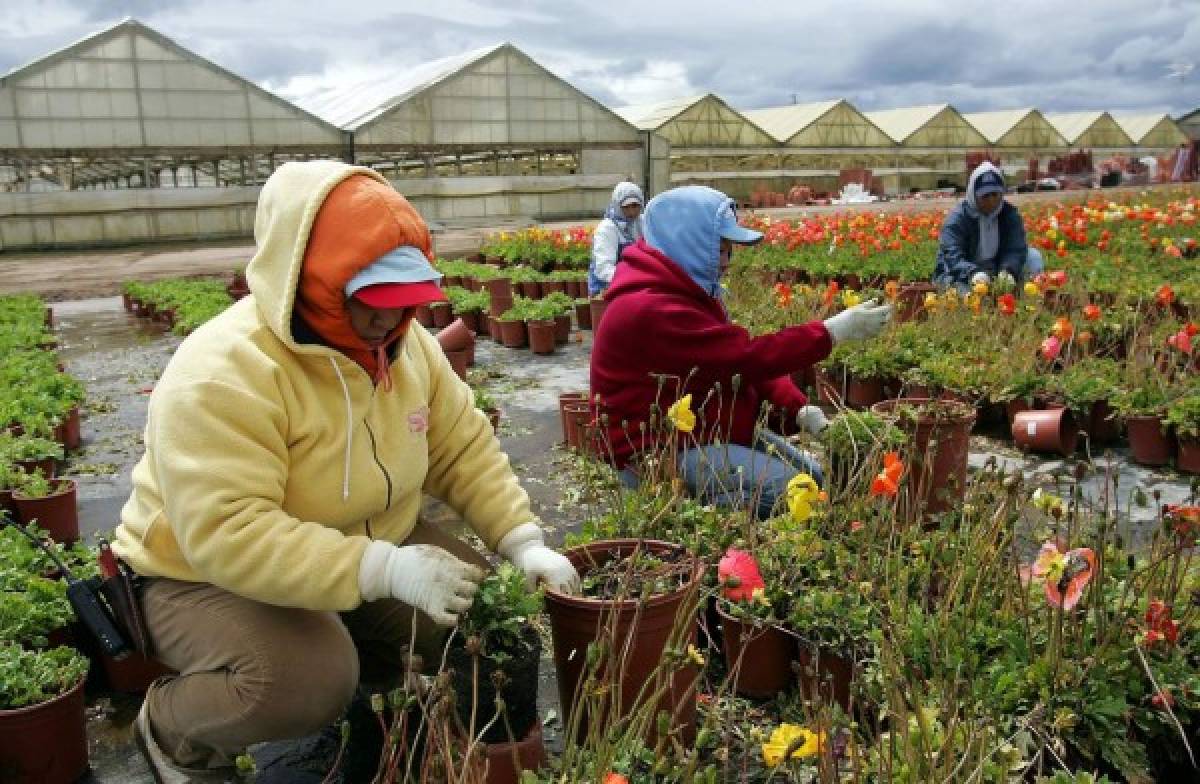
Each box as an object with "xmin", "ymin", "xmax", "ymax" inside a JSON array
[{"xmin": 112, "ymin": 161, "xmax": 578, "ymax": 780}]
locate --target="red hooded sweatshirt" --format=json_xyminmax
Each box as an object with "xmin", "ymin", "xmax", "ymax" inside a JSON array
[{"xmin": 589, "ymin": 240, "xmax": 833, "ymax": 469}]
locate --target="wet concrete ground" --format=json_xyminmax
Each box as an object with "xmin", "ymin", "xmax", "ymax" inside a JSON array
[{"xmin": 46, "ymin": 296, "xmax": 1193, "ymax": 782}]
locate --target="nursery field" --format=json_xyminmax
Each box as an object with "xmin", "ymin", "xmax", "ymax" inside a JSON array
[{"xmin": 2, "ymin": 185, "xmax": 1199, "ymax": 783}]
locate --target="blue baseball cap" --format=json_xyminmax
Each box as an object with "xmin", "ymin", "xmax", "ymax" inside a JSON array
[
  {"xmin": 718, "ymin": 200, "xmax": 763, "ymax": 245},
  {"xmin": 344, "ymin": 245, "xmax": 446, "ymax": 309},
  {"xmin": 975, "ymin": 169, "xmax": 1006, "ymax": 198}
]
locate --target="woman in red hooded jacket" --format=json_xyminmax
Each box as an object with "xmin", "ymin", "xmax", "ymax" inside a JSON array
[{"xmin": 589, "ymin": 186, "xmax": 892, "ymax": 519}]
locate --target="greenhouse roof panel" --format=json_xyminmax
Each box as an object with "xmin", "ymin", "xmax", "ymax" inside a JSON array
[
  {"xmin": 297, "ymin": 43, "xmax": 506, "ymax": 130},
  {"xmin": 863, "ymin": 104, "xmax": 948, "ymax": 143},
  {"xmin": 613, "ymin": 95, "xmax": 708, "ymax": 131},
  {"xmin": 1112, "ymin": 112, "xmax": 1185, "ymax": 145},
  {"xmin": 1044, "ymin": 112, "xmax": 1107, "ymax": 144},
  {"xmin": 961, "ymin": 109, "xmax": 1035, "ymax": 144},
  {"xmin": 742, "ymin": 100, "xmax": 842, "ymax": 143}
]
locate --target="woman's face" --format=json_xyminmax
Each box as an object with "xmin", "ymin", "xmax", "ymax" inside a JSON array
[
  {"xmin": 621, "ymin": 202, "xmax": 643, "ymax": 220},
  {"xmin": 718, "ymin": 238, "xmax": 735, "ymax": 277},
  {"xmin": 346, "ymin": 298, "xmax": 410, "ymax": 348}
]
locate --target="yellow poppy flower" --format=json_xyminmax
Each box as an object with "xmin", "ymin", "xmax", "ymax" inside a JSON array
[
  {"xmin": 842, "ymin": 290, "xmax": 862, "ymax": 308},
  {"xmin": 762, "ymin": 723, "xmax": 823, "ymax": 766},
  {"xmin": 667, "ymin": 394, "xmax": 696, "ymax": 433},
  {"xmin": 1024, "ymin": 281, "xmax": 1040, "ymax": 297},
  {"xmin": 786, "ymin": 472, "xmax": 821, "ymax": 524},
  {"xmin": 972, "ymin": 281, "xmax": 989, "ymax": 296}
]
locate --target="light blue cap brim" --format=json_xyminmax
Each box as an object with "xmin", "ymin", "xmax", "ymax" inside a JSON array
[
  {"xmin": 345, "ymin": 246, "xmax": 442, "ymax": 299},
  {"xmin": 717, "ymin": 204, "xmax": 763, "ymax": 245}
]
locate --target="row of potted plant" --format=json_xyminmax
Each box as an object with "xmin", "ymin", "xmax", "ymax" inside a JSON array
[{"xmin": 121, "ymin": 278, "xmax": 234, "ymax": 335}]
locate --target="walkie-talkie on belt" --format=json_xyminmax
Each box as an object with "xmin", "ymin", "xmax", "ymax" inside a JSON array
[{"xmin": 3, "ymin": 519, "xmax": 131, "ymax": 659}]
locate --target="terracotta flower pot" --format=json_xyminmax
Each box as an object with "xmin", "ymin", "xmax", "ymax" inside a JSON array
[
  {"xmin": 458, "ymin": 310, "xmax": 482, "ymax": 335},
  {"xmin": 431, "ymin": 303, "xmax": 454, "ymax": 328},
  {"xmin": 574, "ymin": 302, "xmax": 593, "ymax": 330},
  {"xmin": 487, "ymin": 315, "xmax": 504, "ymax": 343},
  {"xmin": 588, "ymin": 298, "xmax": 609, "ymax": 331},
  {"xmin": 796, "ymin": 644, "xmax": 855, "ymax": 712},
  {"xmin": 844, "ymin": 376, "xmax": 884, "ymax": 410},
  {"xmin": 498, "ymin": 320, "xmax": 528, "ymax": 349},
  {"xmin": 559, "ymin": 392, "xmax": 588, "ymax": 446},
  {"xmin": 896, "ymin": 282, "xmax": 936, "ymax": 322},
  {"xmin": 414, "ymin": 304, "xmax": 435, "ymax": 328},
  {"xmin": 1012, "ymin": 408, "xmax": 1079, "ymax": 457},
  {"xmin": 1082, "ymin": 400, "xmax": 1120, "ymax": 445},
  {"xmin": 528, "ymin": 320, "xmax": 556, "ymax": 355},
  {"xmin": 54, "ymin": 406, "xmax": 82, "ymax": 452},
  {"xmin": 717, "ymin": 604, "xmax": 796, "ymax": 699},
  {"xmin": 484, "ymin": 277, "xmax": 513, "ymax": 303},
  {"xmin": 483, "ymin": 722, "xmax": 547, "ymax": 784},
  {"xmin": 553, "ymin": 314, "xmax": 571, "ymax": 344},
  {"xmin": 437, "ymin": 318, "xmax": 475, "ymax": 353},
  {"xmin": 1005, "ymin": 398, "xmax": 1033, "ymax": 429},
  {"xmin": 448, "ymin": 626, "xmax": 541, "ymax": 745},
  {"xmin": 0, "ymin": 677, "xmax": 88, "ymax": 784},
  {"xmin": 16, "ymin": 457, "xmax": 57, "ymax": 479},
  {"xmin": 445, "ymin": 349, "xmax": 469, "ymax": 381},
  {"xmin": 1, "ymin": 488, "xmax": 14, "ymax": 519},
  {"xmin": 13, "ymin": 479, "xmax": 78, "ymax": 544},
  {"xmin": 518, "ymin": 281, "xmax": 540, "ymax": 299},
  {"xmin": 563, "ymin": 402, "xmax": 593, "ymax": 453},
  {"xmin": 545, "ymin": 539, "xmax": 704, "ymax": 746},
  {"xmin": 1126, "ymin": 415, "xmax": 1174, "ymax": 467},
  {"xmin": 815, "ymin": 368, "xmax": 844, "ymax": 406},
  {"xmin": 1177, "ymin": 437, "xmax": 1200, "ymax": 474},
  {"xmin": 541, "ymin": 281, "xmax": 567, "ymax": 296},
  {"xmin": 100, "ymin": 651, "xmax": 174, "ymax": 694},
  {"xmin": 872, "ymin": 398, "xmax": 976, "ymax": 521}
]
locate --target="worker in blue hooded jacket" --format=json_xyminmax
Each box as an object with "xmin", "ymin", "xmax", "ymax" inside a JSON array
[{"xmin": 933, "ymin": 162, "xmax": 1043, "ymax": 291}]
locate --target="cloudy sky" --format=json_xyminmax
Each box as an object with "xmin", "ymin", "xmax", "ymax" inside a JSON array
[{"xmin": 2, "ymin": 0, "xmax": 1198, "ymax": 116}]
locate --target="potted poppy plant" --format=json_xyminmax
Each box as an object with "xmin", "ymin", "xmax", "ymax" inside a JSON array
[
  {"xmin": 449, "ymin": 563, "xmax": 546, "ymax": 783},
  {"xmin": 1165, "ymin": 392, "xmax": 1200, "ymax": 474},
  {"xmin": 544, "ymin": 539, "xmax": 704, "ymax": 746},
  {"xmin": 11, "ymin": 470, "xmax": 78, "ymax": 544},
  {"xmin": 0, "ymin": 644, "xmax": 90, "ymax": 784}
]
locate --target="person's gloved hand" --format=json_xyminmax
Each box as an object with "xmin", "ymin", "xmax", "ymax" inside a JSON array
[
  {"xmin": 497, "ymin": 523, "xmax": 580, "ymax": 594},
  {"xmin": 796, "ymin": 405, "xmax": 829, "ymax": 434},
  {"xmin": 970, "ymin": 271, "xmax": 991, "ymax": 286},
  {"xmin": 358, "ymin": 540, "xmax": 484, "ymax": 626},
  {"xmin": 823, "ymin": 299, "xmax": 893, "ymax": 344}
]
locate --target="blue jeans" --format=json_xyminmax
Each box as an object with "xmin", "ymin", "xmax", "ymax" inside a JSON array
[{"xmin": 621, "ymin": 431, "xmax": 823, "ymax": 520}]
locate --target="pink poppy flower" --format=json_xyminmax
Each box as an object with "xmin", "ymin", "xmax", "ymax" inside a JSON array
[
  {"xmin": 718, "ymin": 548, "xmax": 765, "ymax": 602},
  {"xmin": 1030, "ymin": 541, "xmax": 1095, "ymax": 610},
  {"xmin": 1040, "ymin": 336, "xmax": 1062, "ymax": 361}
]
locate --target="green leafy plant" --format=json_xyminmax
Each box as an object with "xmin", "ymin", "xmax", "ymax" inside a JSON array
[
  {"xmin": 458, "ymin": 563, "xmax": 542, "ymax": 664},
  {"xmin": 0, "ymin": 644, "xmax": 89, "ymax": 709}
]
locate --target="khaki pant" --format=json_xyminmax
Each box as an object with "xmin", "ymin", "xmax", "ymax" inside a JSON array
[{"xmin": 140, "ymin": 521, "xmax": 490, "ymax": 770}]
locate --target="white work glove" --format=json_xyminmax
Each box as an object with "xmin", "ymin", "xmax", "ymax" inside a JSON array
[
  {"xmin": 358, "ymin": 540, "xmax": 484, "ymax": 627},
  {"xmin": 496, "ymin": 523, "xmax": 580, "ymax": 594},
  {"xmin": 796, "ymin": 405, "xmax": 829, "ymax": 434},
  {"xmin": 970, "ymin": 271, "xmax": 991, "ymax": 286},
  {"xmin": 822, "ymin": 298, "xmax": 893, "ymax": 344}
]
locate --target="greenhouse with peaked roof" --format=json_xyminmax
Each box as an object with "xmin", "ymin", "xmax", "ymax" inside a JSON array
[
  {"xmin": 1113, "ymin": 113, "xmax": 1190, "ymax": 152},
  {"xmin": 864, "ymin": 104, "xmax": 990, "ymax": 192},
  {"xmin": 615, "ymin": 93, "xmax": 775, "ymax": 201},
  {"xmin": 299, "ymin": 43, "xmax": 645, "ymax": 223}
]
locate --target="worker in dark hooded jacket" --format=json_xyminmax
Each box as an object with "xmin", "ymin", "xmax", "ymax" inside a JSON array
[
  {"xmin": 590, "ymin": 186, "xmax": 892, "ymax": 519},
  {"xmin": 933, "ymin": 162, "xmax": 1044, "ymax": 292}
]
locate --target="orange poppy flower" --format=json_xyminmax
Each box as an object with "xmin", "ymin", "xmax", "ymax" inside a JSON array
[
  {"xmin": 1052, "ymin": 317, "xmax": 1074, "ymax": 340},
  {"xmin": 1156, "ymin": 284, "xmax": 1175, "ymax": 306},
  {"xmin": 774, "ymin": 282, "xmax": 793, "ymax": 307},
  {"xmin": 1082, "ymin": 304, "xmax": 1101, "ymax": 321},
  {"xmin": 870, "ymin": 452, "xmax": 904, "ymax": 497},
  {"xmin": 604, "ymin": 774, "xmax": 630, "ymax": 784}
]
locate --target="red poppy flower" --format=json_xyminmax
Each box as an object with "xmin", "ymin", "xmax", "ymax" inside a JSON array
[
  {"xmin": 1047, "ymin": 270, "xmax": 1068, "ymax": 287},
  {"xmin": 1082, "ymin": 304, "xmax": 1101, "ymax": 321},
  {"xmin": 1156, "ymin": 284, "xmax": 1175, "ymax": 306},
  {"xmin": 718, "ymin": 548, "xmax": 765, "ymax": 602},
  {"xmin": 1167, "ymin": 330, "xmax": 1192, "ymax": 354},
  {"xmin": 870, "ymin": 452, "xmax": 905, "ymax": 497},
  {"xmin": 998, "ymin": 293, "xmax": 1016, "ymax": 315},
  {"xmin": 774, "ymin": 282, "xmax": 793, "ymax": 307},
  {"xmin": 1151, "ymin": 689, "xmax": 1175, "ymax": 710},
  {"xmin": 604, "ymin": 774, "xmax": 630, "ymax": 784}
]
